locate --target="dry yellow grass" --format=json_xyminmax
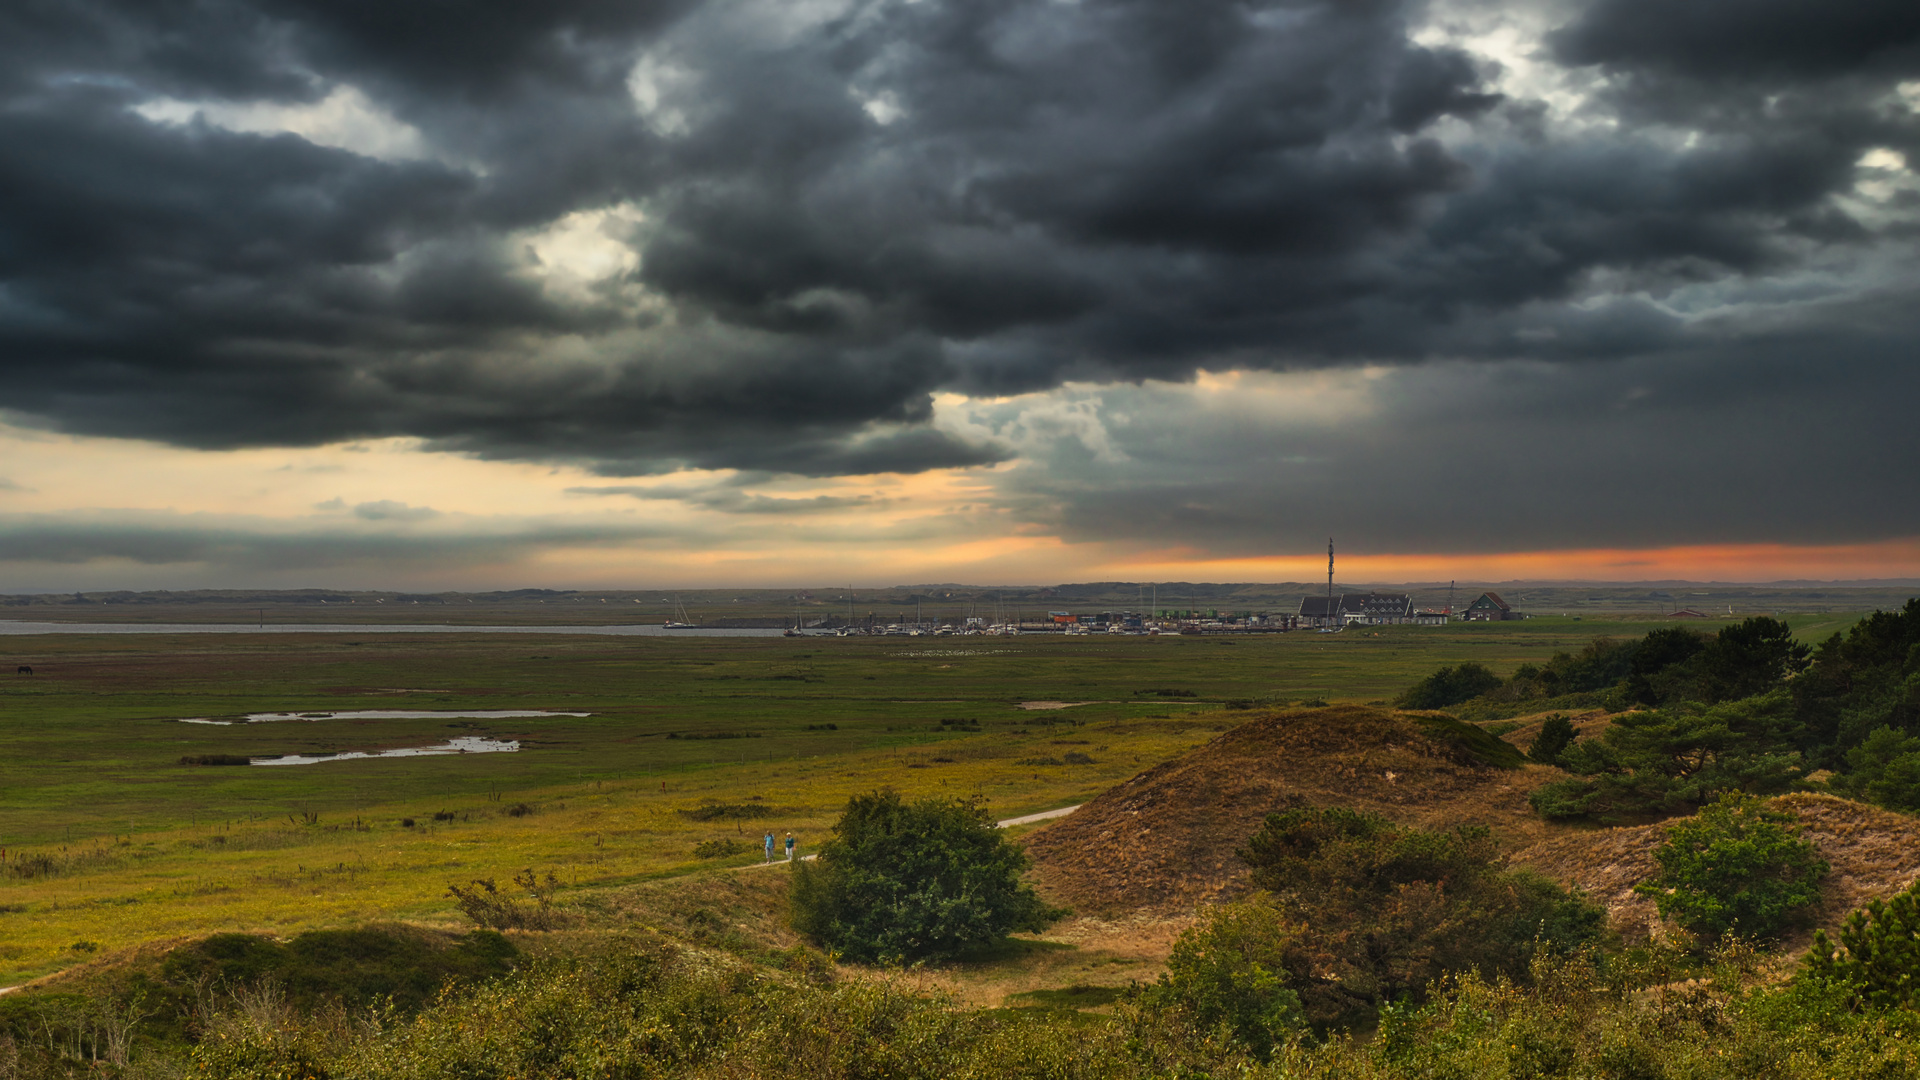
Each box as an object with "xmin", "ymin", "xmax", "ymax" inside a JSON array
[{"xmin": 1023, "ymin": 705, "xmax": 1565, "ymax": 915}]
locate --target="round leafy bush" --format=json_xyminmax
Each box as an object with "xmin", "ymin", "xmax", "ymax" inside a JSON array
[
  {"xmin": 1153, "ymin": 897, "xmax": 1304, "ymax": 1059},
  {"xmin": 788, "ymin": 789, "xmax": 1064, "ymax": 963},
  {"xmin": 1634, "ymin": 792, "xmax": 1827, "ymax": 942}
]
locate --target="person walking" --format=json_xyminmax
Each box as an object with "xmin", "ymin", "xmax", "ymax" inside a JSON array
[
  {"xmin": 764, "ymin": 831, "xmax": 775, "ymax": 863},
  {"xmin": 785, "ymin": 833, "xmax": 796, "ymax": 862}
]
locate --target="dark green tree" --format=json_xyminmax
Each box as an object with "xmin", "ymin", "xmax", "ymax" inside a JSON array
[
  {"xmin": 1529, "ymin": 691, "xmax": 1808, "ymax": 822},
  {"xmin": 1831, "ymin": 726, "xmax": 1920, "ymax": 812},
  {"xmin": 1624, "ymin": 626, "xmax": 1707, "ymax": 705},
  {"xmin": 788, "ymin": 790, "xmax": 1063, "ymax": 963},
  {"xmin": 1527, "ymin": 714, "xmax": 1577, "ymax": 766},
  {"xmin": 1634, "ymin": 792, "xmax": 1827, "ymax": 942},
  {"xmin": 1792, "ymin": 599, "xmax": 1920, "ymax": 768},
  {"xmin": 1397, "ymin": 662, "xmax": 1503, "ymax": 710},
  {"xmin": 1497, "ymin": 638, "xmax": 1641, "ymax": 704},
  {"xmin": 1692, "ymin": 616, "xmax": 1813, "ymax": 702},
  {"xmin": 1805, "ymin": 878, "xmax": 1920, "ymax": 1009}
]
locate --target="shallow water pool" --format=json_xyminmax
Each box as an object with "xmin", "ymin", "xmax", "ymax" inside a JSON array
[
  {"xmin": 180, "ymin": 709, "xmax": 589, "ymax": 725},
  {"xmin": 250, "ymin": 735, "xmax": 519, "ymax": 765}
]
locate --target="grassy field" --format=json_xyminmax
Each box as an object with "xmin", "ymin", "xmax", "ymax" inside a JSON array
[{"xmin": 0, "ymin": 613, "xmax": 1878, "ymax": 983}]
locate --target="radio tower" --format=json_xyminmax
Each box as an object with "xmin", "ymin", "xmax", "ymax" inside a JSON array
[{"xmin": 1327, "ymin": 538, "xmax": 1335, "ymax": 607}]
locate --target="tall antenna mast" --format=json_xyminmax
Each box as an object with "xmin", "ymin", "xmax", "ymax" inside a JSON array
[
  {"xmin": 1447, "ymin": 579, "xmax": 1456, "ymax": 616},
  {"xmin": 1327, "ymin": 538, "xmax": 1335, "ymax": 606}
]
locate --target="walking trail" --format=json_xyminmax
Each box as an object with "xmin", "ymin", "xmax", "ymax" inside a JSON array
[{"xmin": 748, "ymin": 804, "xmax": 1081, "ymax": 867}]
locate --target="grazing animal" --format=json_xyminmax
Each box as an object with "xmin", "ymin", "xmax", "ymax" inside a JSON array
[{"xmin": 16, "ymin": 665, "xmax": 31, "ymax": 675}]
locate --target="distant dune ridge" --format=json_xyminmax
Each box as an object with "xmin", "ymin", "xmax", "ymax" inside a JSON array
[
  {"xmin": 1024, "ymin": 707, "xmax": 1920, "ymax": 941},
  {"xmin": 1023, "ymin": 705, "xmax": 1562, "ymax": 914}
]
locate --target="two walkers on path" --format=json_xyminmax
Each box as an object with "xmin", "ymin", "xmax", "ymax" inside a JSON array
[{"xmin": 764, "ymin": 832, "xmax": 798, "ymax": 863}]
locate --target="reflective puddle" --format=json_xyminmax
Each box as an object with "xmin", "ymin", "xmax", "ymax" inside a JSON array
[
  {"xmin": 181, "ymin": 709, "xmax": 588, "ymax": 725},
  {"xmin": 250, "ymin": 736, "xmax": 520, "ymax": 765}
]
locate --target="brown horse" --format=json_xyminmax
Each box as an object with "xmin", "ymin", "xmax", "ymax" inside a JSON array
[{"xmin": 15, "ymin": 666, "xmax": 30, "ymax": 675}]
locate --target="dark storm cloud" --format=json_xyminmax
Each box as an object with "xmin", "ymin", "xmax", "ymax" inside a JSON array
[
  {"xmin": 0, "ymin": 514, "xmax": 671, "ymax": 571},
  {"xmin": 974, "ymin": 296, "xmax": 1920, "ymax": 556},
  {"xmin": 1551, "ymin": 0, "xmax": 1920, "ymax": 82},
  {"xmin": 0, "ymin": 0, "xmax": 1915, "ymax": 505}
]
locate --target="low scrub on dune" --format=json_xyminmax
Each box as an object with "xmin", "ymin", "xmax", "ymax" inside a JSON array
[
  {"xmin": 1158, "ymin": 807, "xmax": 1605, "ymax": 1035},
  {"xmin": 163, "ymin": 932, "xmax": 1920, "ymax": 1080},
  {"xmin": 1024, "ymin": 704, "xmax": 1554, "ymax": 914}
]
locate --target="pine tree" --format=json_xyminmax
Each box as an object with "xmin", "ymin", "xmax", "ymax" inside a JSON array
[{"xmin": 1805, "ymin": 879, "xmax": 1920, "ymax": 1009}]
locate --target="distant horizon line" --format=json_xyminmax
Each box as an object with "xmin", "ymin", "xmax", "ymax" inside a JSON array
[{"xmin": 3, "ymin": 578, "xmax": 1918, "ymax": 597}]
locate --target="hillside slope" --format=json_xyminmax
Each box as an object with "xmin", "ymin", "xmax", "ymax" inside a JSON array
[
  {"xmin": 1510, "ymin": 792, "xmax": 1920, "ymax": 942},
  {"xmin": 1023, "ymin": 705, "xmax": 1564, "ymax": 913}
]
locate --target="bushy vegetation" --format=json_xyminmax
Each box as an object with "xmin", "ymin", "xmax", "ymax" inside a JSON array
[
  {"xmin": 159, "ymin": 926, "xmax": 520, "ymax": 1016},
  {"xmin": 0, "ymin": 926, "xmax": 517, "ymax": 1074},
  {"xmin": 60, "ymin": 930, "xmax": 1906, "ymax": 1080},
  {"xmin": 1213, "ymin": 807, "xmax": 1604, "ymax": 1031},
  {"xmin": 446, "ymin": 869, "xmax": 568, "ymax": 931},
  {"xmin": 1530, "ymin": 691, "xmax": 1811, "ymax": 821},
  {"xmin": 1401, "ymin": 602, "xmax": 1920, "ymax": 821},
  {"xmin": 1634, "ymin": 792, "xmax": 1828, "ymax": 942},
  {"xmin": 1807, "ymin": 877, "xmax": 1920, "ymax": 1010},
  {"xmin": 788, "ymin": 790, "xmax": 1064, "ymax": 963},
  {"xmin": 1526, "ymin": 713, "xmax": 1576, "ymax": 765},
  {"xmin": 1396, "ymin": 661, "xmax": 1501, "ymax": 709},
  {"xmin": 1152, "ymin": 897, "xmax": 1304, "ymax": 1059}
]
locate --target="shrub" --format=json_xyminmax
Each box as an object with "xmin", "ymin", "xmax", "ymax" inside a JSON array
[
  {"xmin": 789, "ymin": 789, "xmax": 1064, "ymax": 963},
  {"xmin": 447, "ymin": 869, "xmax": 568, "ymax": 931},
  {"xmin": 1397, "ymin": 662, "xmax": 1502, "ymax": 709},
  {"xmin": 1153, "ymin": 897, "xmax": 1305, "ymax": 1059},
  {"xmin": 1804, "ymin": 878, "xmax": 1920, "ymax": 1009},
  {"xmin": 1238, "ymin": 807, "xmax": 1604, "ymax": 1029},
  {"xmin": 693, "ymin": 838, "xmax": 747, "ymax": 859},
  {"xmin": 1528, "ymin": 714, "xmax": 1577, "ymax": 766},
  {"xmin": 160, "ymin": 926, "xmax": 519, "ymax": 1015},
  {"xmin": 678, "ymin": 802, "xmax": 774, "ymax": 821},
  {"xmin": 1634, "ymin": 792, "xmax": 1827, "ymax": 942}
]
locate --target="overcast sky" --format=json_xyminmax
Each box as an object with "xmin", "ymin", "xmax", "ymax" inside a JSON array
[{"xmin": 1, "ymin": 0, "xmax": 1916, "ymax": 589}]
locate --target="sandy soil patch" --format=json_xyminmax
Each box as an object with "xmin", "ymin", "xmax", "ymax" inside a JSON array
[{"xmin": 893, "ymin": 913, "xmax": 1192, "ymax": 1008}]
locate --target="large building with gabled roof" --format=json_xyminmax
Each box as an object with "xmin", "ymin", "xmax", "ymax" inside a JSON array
[{"xmin": 1463, "ymin": 592, "xmax": 1520, "ymax": 621}]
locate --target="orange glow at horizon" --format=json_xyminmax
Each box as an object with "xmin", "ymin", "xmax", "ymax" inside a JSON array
[{"xmin": 1094, "ymin": 538, "xmax": 1920, "ymax": 585}]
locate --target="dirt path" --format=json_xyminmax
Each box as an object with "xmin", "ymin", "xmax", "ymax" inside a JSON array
[
  {"xmin": 744, "ymin": 805, "xmax": 1082, "ymax": 869},
  {"xmin": 997, "ymin": 805, "xmax": 1082, "ymax": 827}
]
